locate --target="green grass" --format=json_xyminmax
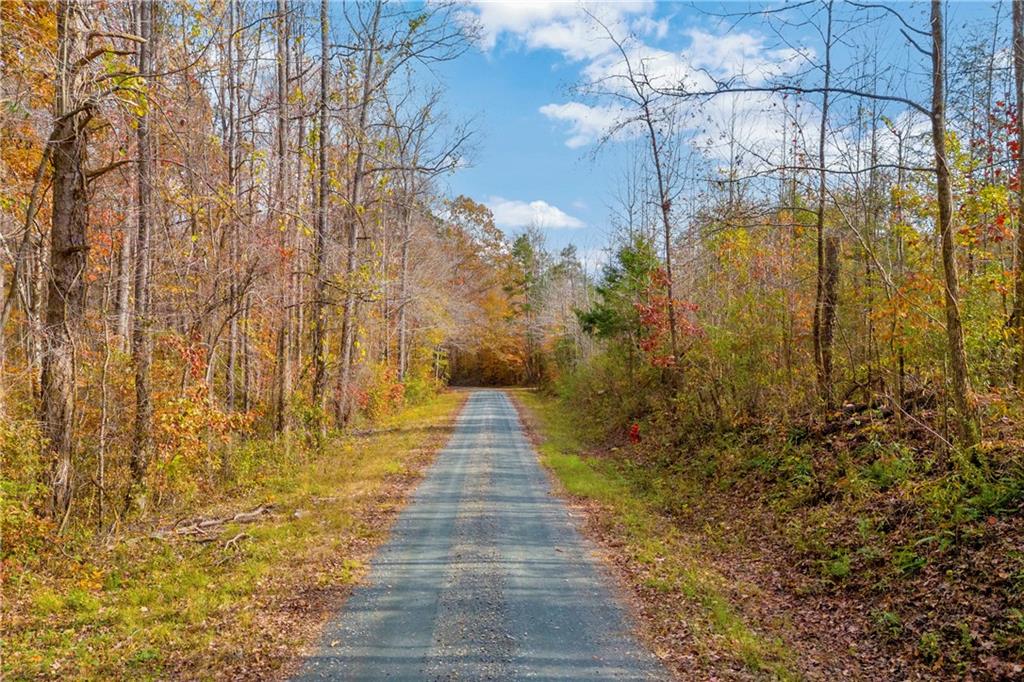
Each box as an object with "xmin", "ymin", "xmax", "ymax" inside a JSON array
[
  {"xmin": 513, "ymin": 389, "xmax": 800, "ymax": 680},
  {"xmin": 3, "ymin": 391, "xmax": 466, "ymax": 681}
]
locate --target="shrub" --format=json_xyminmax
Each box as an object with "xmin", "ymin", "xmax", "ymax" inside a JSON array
[
  {"xmin": 357, "ymin": 362, "xmax": 406, "ymax": 421},
  {"xmin": 0, "ymin": 419, "xmax": 50, "ymax": 562}
]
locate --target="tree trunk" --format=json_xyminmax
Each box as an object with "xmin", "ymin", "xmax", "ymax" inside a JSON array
[
  {"xmin": 127, "ymin": 0, "xmax": 155, "ymax": 510},
  {"xmin": 115, "ymin": 221, "xmax": 132, "ymax": 344},
  {"xmin": 225, "ymin": 0, "xmax": 239, "ymax": 411},
  {"xmin": 1013, "ymin": 0, "xmax": 1024, "ymax": 386},
  {"xmin": 380, "ymin": 214, "xmax": 390, "ymax": 366},
  {"xmin": 311, "ymin": 0, "xmax": 329, "ymax": 440},
  {"xmin": 42, "ymin": 0, "xmax": 89, "ymax": 519},
  {"xmin": 813, "ymin": 0, "xmax": 837, "ymax": 410},
  {"xmin": 273, "ymin": 0, "xmax": 292, "ymax": 435},
  {"xmin": 820, "ymin": 234, "xmax": 839, "ymax": 403},
  {"xmin": 98, "ymin": 262, "xmax": 114, "ymax": 529},
  {"xmin": 397, "ymin": 205, "xmax": 411, "ymax": 380},
  {"xmin": 114, "ymin": 0, "xmax": 144, "ymax": 348},
  {"xmin": 30, "ymin": 230, "xmax": 46, "ymax": 396},
  {"xmin": 931, "ymin": 0, "xmax": 980, "ymax": 446},
  {"xmin": 294, "ymin": 74, "xmax": 306, "ymax": 391},
  {"xmin": 336, "ymin": 1, "xmax": 381, "ymax": 426},
  {"xmin": 242, "ymin": 293, "xmax": 251, "ymax": 412},
  {"xmin": 643, "ymin": 108, "xmax": 679, "ymax": 366}
]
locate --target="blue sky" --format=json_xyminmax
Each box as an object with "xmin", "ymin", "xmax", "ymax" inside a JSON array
[
  {"xmin": 435, "ymin": 2, "xmax": 691, "ymax": 266},
  {"xmin": 439, "ymin": 42, "xmax": 625, "ymax": 265},
  {"xmin": 431, "ymin": 1, "xmax": 1003, "ymax": 268}
]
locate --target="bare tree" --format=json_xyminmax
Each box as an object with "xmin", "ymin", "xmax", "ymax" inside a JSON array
[
  {"xmin": 382, "ymin": 85, "xmax": 471, "ymax": 380},
  {"xmin": 332, "ymin": 0, "xmax": 472, "ymax": 421},
  {"xmin": 1013, "ymin": 0, "xmax": 1024, "ymax": 386},
  {"xmin": 273, "ymin": 0, "xmax": 293, "ymax": 436},
  {"xmin": 311, "ymin": 0, "xmax": 330, "ymax": 440},
  {"xmin": 126, "ymin": 0, "xmax": 156, "ymax": 508},
  {"xmin": 334, "ymin": 0, "xmax": 382, "ymax": 426},
  {"xmin": 582, "ymin": 16, "xmax": 682, "ymax": 367},
  {"xmin": 930, "ymin": 0, "xmax": 980, "ymax": 445},
  {"xmin": 812, "ymin": 0, "xmax": 839, "ymax": 408},
  {"xmin": 225, "ymin": 0, "xmax": 240, "ymax": 411}
]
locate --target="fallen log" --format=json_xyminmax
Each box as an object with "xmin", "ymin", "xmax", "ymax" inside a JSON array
[{"xmin": 152, "ymin": 504, "xmax": 275, "ymax": 540}]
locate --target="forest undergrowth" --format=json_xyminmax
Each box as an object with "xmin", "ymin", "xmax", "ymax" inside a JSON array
[{"xmin": 1, "ymin": 391, "xmax": 466, "ymax": 680}]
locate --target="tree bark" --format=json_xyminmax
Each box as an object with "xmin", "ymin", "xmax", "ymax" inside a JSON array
[
  {"xmin": 115, "ymin": 0, "xmax": 144, "ymax": 348},
  {"xmin": 127, "ymin": 0, "xmax": 155, "ymax": 510},
  {"xmin": 311, "ymin": 0, "xmax": 330, "ymax": 440},
  {"xmin": 42, "ymin": 0, "xmax": 89, "ymax": 518},
  {"xmin": 644, "ymin": 108, "xmax": 679, "ymax": 367},
  {"xmin": 813, "ymin": 0, "xmax": 838, "ymax": 409},
  {"xmin": 225, "ymin": 0, "xmax": 239, "ymax": 411},
  {"xmin": 115, "ymin": 220, "xmax": 132, "ymax": 344},
  {"xmin": 931, "ymin": 0, "xmax": 981, "ymax": 446},
  {"xmin": 294, "ymin": 59, "xmax": 306, "ymax": 390},
  {"xmin": 397, "ymin": 205, "xmax": 411, "ymax": 380},
  {"xmin": 1013, "ymin": 0, "xmax": 1024, "ymax": 386},
  {"xmin": 273, "ymin": 0, "xmax": 292, "ymax": 435},
  {"xmin": 335, "ymin": 1, "xmax": 382, "ymax": 425}
]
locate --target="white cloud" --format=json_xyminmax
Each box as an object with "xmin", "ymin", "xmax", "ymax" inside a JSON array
[
  {"xmin": 526, "ymin": 19, "xmax": 609, "ymax": 61},
  {"xmin": 486, "ymin": 196, "xmax": 585, "ymax": 230},
  {"xmin": 682, "ymin": 29, "xmax": 807, "ymax": 85},
  {"xmin": 631, "ymin": 15, "xmax": 669, "ymax": 41},
  {"xmin": 588, "ymin": 37, "xmax": 699, "ymax": 85},
  {"xmin": 465, "ymin": 1, "xmax": 654, "ymax": 60},
  {"xmin": 538, "ymin": 23, "xmax": 813, "ymax": 159},
  {"xmin": 467, "ymin": 0, "xmax": 822, "ymax": 178},
  {"xmin": 539, "ymin": 101, "xmax": 633, "ymax": 148}
]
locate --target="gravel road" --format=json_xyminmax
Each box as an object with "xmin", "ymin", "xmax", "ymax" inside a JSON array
[{"xmin": 296, "ymin": 390, "xmax": 667, "ymax": 681}]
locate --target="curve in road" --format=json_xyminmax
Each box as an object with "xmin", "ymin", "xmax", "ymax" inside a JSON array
[{"xmin": 296, "ymin": 389, "xmax": 668, "ymax": 681}]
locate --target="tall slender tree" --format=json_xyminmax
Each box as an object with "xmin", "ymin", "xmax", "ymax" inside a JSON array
[
  {"xmin": 127, "ymin": 0, "xmax": 156, "ymax": 507},
  {"xmin": 311, "ymin": 0, "xmax": 330, "ymax": 440},
  {"xmin": 1013, "ymin": 0, "xmax": 1024, "ymax": 386},
  {"xmin": 813, "ymin": 0, "xmax": 839, "ymax": 409},
  {"xmin": 273, "ymin": 0, "xmax": 292, "ymax": 435},
  {"xmin": 335, "ymin": 1, "xmax": 382, "ymax": 426},
  {"xmin": 931, "ymin": 0, "xmax": 980, "ymax": 446},
  {"xmin": 225, "ymin": 0, "xmax": 240, "ymax": 411},
  {"xmin": 584, "ymin": 16, "xmax": 681, "ymax": 367}
]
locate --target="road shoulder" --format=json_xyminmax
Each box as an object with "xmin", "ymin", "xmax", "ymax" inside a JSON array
[
  {"xmin": 509, "ymin": 388, "xmax": 799, "ymax": 681},
  {"xmin": 2, "ymin": 391, "xmax": 468, "ymax": 681}
]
